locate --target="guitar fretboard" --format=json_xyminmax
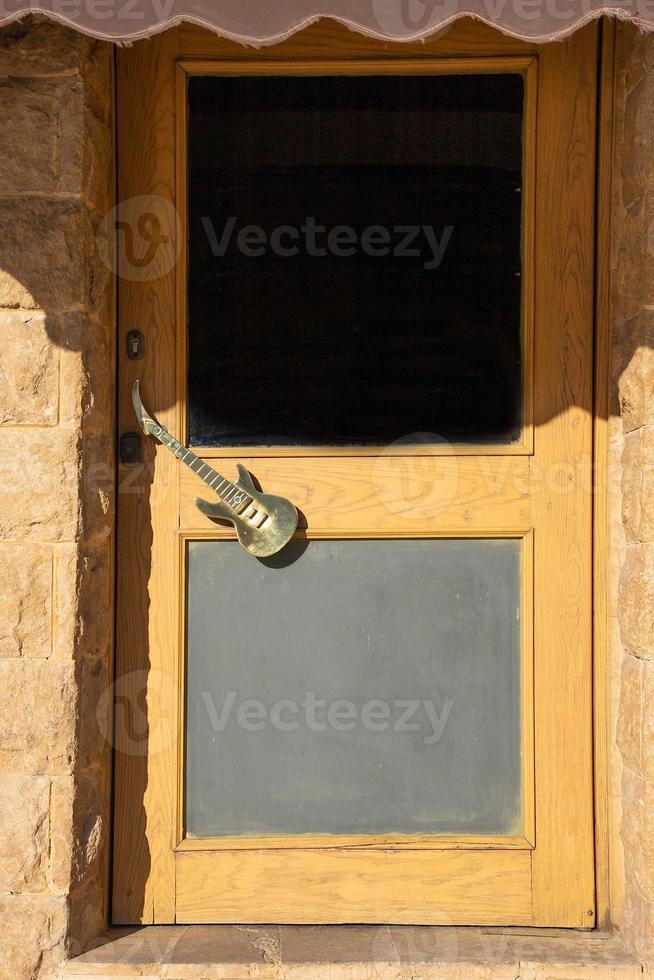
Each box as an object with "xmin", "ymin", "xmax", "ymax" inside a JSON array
[{"xmin": 151, "ymin": 424, "xmax": 253, "ymax": 513}]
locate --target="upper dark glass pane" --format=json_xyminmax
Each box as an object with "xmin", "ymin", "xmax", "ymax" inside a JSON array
[{"xmin": 187, "ymin": 73, "xmax": 524, "ymax": 447}]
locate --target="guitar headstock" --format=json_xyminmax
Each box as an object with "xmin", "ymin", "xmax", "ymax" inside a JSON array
[{"xmin": 132, "ymin": 379, "xmax": 165, "ymax": 438}]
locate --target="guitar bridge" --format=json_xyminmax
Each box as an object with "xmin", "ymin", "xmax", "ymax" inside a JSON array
[{"xmin": 243, "ymin": 504, "xmax": 268, "ymax": 528}]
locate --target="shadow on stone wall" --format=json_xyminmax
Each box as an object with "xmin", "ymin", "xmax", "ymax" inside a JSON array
[{"xmin": 0, "ymin": 16, "xmax": 120, "ymax": 975}]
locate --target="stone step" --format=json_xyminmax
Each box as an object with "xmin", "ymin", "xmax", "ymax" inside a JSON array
[{"xmin": 59, "ymin": 926, "xmax": 643, "ymax": 979}]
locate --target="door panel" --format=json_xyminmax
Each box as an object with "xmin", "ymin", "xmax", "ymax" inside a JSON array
[
  {"xmin": 184, "ymin": 537, "xmax": 523, "ymax": 839},
  {"xmin": 178, "ymin": 456, "xmax": 532, "ymax": 531},
  {"xmin": 114, "ymin": 20, "xmax": 597, "ymax": 927},
  {"xmin": 176, "ymin": 849, "xmax": 533, "ymax": 925}
]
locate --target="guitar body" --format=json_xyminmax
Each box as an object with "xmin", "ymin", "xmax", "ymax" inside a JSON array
[{"xmin": 195, "ymin": 464, "xmax": 298, "ymax": 558}]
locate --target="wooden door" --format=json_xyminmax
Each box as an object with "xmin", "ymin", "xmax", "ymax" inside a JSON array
[{"xmin": 114, "ymin": 20, "xmax": 598, "ymax": 927}]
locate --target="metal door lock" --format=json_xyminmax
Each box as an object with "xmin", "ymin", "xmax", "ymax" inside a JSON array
[
  {"xmin": 126, "ymin": 330, "xmax": 145, "ymax": 360},
  {"xmin": 120, "ymin": 431, "xmax": 142, "ymax": 464}
]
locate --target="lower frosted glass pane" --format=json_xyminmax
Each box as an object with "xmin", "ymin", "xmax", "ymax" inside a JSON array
[{"xmin": 185, "ymin": 538, "xmax": 522, "ymax": 838}]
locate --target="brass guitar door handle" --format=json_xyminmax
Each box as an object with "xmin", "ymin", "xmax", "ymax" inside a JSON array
[{"xmin": 132, "ymin": 381, "xmax": 298, "ymax": 558}]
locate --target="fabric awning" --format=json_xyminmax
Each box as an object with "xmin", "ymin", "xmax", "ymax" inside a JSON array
[{"xmin": 0, "ymin": 0, "xmax": 651, "ymax": 44}]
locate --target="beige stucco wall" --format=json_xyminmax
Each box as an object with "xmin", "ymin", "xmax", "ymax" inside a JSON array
[
  {"xmin": 0, "ymin": 13, "xmax": 652, "ymax": 979},
  {"xmin": 0, "ymin": 16, "xmax": 115, "ymax": 978}
]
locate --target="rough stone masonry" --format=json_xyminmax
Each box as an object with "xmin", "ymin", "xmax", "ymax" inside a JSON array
[
  {"xmin": 614, "ymin": 21, "xmax": 654, "ymax": 966},
  {"xmin": 0, "ymin": 16, "xmax": 114, "ymax": 978}
]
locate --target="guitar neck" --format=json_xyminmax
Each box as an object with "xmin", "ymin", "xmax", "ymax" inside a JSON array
[{"xmin": 151, "ymin": 425, "xmax": 252, "ymax": 511}]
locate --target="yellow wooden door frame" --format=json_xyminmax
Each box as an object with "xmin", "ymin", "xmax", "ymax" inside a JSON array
[{"xmin": 113, "ymin": 18, "xmax": 600, "ymax": 927}]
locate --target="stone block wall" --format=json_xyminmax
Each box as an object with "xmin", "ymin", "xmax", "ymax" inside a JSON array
[
  {"xmin": 614, "ymin": 22, "xmax": 654, "ymax": 965},
  {"xmin": 0, "ymin": 17, "xmax": 114, "ymax": 979}
]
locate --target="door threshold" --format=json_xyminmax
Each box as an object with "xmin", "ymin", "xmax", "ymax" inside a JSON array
[{"xmin": 62, "ymin": 925, "xmax": 640, "ymax": 978}]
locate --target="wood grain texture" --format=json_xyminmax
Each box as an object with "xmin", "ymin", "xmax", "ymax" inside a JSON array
[
  {"xmin": 593, "ymin": 19, "xmax": 616, "ymax": 930},
  {"xmin": 176, "ymin": 849, "xmax": 532, "ymax": 924},
  {"xmin": 529, "ymin": 24, "xmax": 598, "ymax": 927},
  {"xmin": 113, "ymin": 27, "xmax": 181, "ymax": 925},
  {"xmin": 115, "ymin": 20, "xmax": 599, "ymax": 926},
  {"xmin": 177, "ymin": 833, "xmax": 533, "ymax": 851},
  {"xmin": 179, "ymin": 456, "xmax": 532, "ymax": 533},
  {"xmin": 180, "ymin": 56, "xmax": 535, "ymax": 76}
]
